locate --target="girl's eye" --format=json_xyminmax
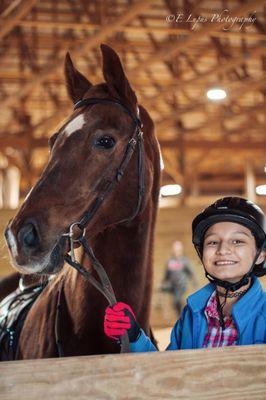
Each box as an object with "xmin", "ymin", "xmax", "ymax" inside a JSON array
[
  {"xmin": 206, "ymin": 241, "xmax": 218, "ymax": 246},
  {"xmin": 233, "ymin": 240, "xmax": 243, "ymax": 244},
  {"xmin": 95, "ymin": 135, "xmax": 116, "ymax": 149}
]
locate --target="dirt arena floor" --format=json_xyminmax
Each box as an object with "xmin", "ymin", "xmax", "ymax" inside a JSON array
[{"xmin": 154, "ymin": 327, "xmax": 172, "ymax": 351}]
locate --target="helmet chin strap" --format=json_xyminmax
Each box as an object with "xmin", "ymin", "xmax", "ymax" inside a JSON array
[
  {"xmin": 205, "ymin": 271, "xmax": 249, "ymax": 292},
  {"xmin": 197, "ymin": 238, "xmax": 266, "ymax": 292}
]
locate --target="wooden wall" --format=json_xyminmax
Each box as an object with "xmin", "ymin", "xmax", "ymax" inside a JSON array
[{"xmin": 1, "ymin": 345, "xmax": 266, "ymax": 399}]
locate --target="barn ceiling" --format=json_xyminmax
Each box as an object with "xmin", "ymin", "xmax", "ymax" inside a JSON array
[{"xmin": 0, "ymin": 0, "xmax": 266, "ymax": 200}]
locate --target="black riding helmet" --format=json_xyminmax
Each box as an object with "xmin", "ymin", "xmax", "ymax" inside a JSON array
[{"xmin": 192, "ymin": 197, "xmax": 266, "ymax": 291}]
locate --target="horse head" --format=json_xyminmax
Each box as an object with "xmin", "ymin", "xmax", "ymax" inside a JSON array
[{"xmin": 5, "ymin": 44, "xmax": 158, "ymax": 276}]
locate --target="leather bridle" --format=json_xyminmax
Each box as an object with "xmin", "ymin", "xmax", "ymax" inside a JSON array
[{"xmin": 62, "ymin": 97, "xmax": 146, "ymax": 354}]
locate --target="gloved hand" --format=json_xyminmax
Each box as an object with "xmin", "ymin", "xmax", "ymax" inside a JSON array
[{"xmin": 104, "ymin": 302, "xmax": 141, "ymax": 343}]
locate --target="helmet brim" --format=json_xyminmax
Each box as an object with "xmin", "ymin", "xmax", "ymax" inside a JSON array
[{"xmin": 192, "ymin": 213, "xmax": 266, "ymax": 247}]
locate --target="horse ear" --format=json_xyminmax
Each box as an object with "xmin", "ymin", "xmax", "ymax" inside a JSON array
[
  {"xmin": 101, "ymin": 44, "xmax": 137, "ymax": 107},
  {"xmin": 64, "ymin": 52, "xmax": 92, "ymax": 104}
]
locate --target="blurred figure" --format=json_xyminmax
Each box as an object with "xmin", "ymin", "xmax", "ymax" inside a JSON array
[{"xmin": 161, "ymin": 241, "xmax": 197, "ymax": 315}]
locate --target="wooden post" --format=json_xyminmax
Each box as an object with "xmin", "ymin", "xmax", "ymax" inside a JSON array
[
  {"xmin": 3, "ymin": 166, "xmax": 20, "ymax": 209},
  {"xmin": 0, "ymin": 345, "xmax": 265, "ymax": 399},
  {"xmin": 191, "ymin": 173, "xmax": 199, "ymax": 197},
  {"xmin": 245, "ymin": 160, "xmax": 256, "ymax": 202}
]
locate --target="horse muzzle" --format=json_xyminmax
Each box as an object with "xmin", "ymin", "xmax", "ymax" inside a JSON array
[{"xmin": 4, "ymin": 220, "xmax": 67, "ymax": 275}]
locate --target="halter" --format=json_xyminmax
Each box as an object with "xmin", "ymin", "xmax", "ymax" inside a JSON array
[{"xmin": 62, "ymin": 98, "xmax": 146, "ymax": 354}]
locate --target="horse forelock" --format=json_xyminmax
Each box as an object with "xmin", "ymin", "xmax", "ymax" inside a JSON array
[{"xmin": 81, "ymin": 82, "xmax": 138, "ymax": 115}]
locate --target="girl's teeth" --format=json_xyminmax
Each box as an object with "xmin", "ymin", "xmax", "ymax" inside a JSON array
[{"xmin": 215, "ymin": 261, "xmax": 236, "ymax": 265}]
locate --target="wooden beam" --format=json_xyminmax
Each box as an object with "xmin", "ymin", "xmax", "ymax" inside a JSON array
[
  {"xmin": 245, "ymin": 160, "xmax": 256, "ymax": 202},
  {"xmin": 156, "ymin": 101, "xmax": 265, "ymax": 132},
  {"xmin": 0, "ymin": 37, "xmax": 261, "ymax": 68},
  {"xmin": 1, "ymin": 2, "xmax": 265, "ymax": 144},
  {"xmin": 130, "ymin": 0, "xmax": 266, "ymax": 76},
  {"xmin": 0, "ymin": 136, "xmax": 47, "ymax": 150},
  {"xmin": 1, "ymin": 0, "xmax": 154, "ymax": 109},
  {"xmin": 140, "ymin": 45, "xmax": 266, "ymax": 113},
  {"xmin": 156, "ymin": 82, "xmax": 266, "ymax": 133},
  {"xmin": 1, "ymin": 345, "xmax": 265, "ymax": 399},
  {"xmin": 2, "ymin": 133, "xmax": 265, "ymax": 153},
  {"xmin": 139, "ymin": 45, "xmax": 266, "ymax": 96},
  {"xmin": 2, "ymin": 1, "xmax": 264, "ymax": 115},
  {"xmin": 16, "ymin": 19, "xmax": 266, "ymax": 41},
  {"xmin": 162, "ymin": 151, "xmax": 183, "ymax": 183},
  {"xmin": 0, "ymin": 0, "xmax": 38, "ymax": 40},
  {"xmin": 160, "ymin": 139, "xmax": 266, "ymax": 151}
]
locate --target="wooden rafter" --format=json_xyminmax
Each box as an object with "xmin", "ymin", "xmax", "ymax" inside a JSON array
[
  {"xmin": 0, "ymin": 0, "xmax": 39, "ymax": 40},
  {"xmin": 139, "ymin": 45, "xmax": 266, "ymax": 113},
  {"xmin": 156, "ymin": 81, "xmax": 266, "ymax": 133},
  {"xmin": 160, "ymin": 139, "xmax": 266, "ymax": 151},
  {"xmin": 130, "ymin": 0, "xmax": 266, "ymax": 75},
  {"xmin": 0, "ymin": 0, "xmax": 266, "ymax": 197},
  {"xmin": 14, "ymin": 20, "xmax": 266, "ymax": 41},
  {"xmin": 1, "ymin": 0, "xmax": 154, "ymax": 110}
]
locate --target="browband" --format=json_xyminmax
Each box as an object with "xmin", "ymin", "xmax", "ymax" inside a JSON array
[{"xmin": 74, "ymin": 97, "xmax": 142, "ymax": 128}]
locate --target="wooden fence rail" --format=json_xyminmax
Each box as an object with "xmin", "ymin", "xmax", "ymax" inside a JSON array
[{"xmin": 1, "ymin": 345, "xmax": 265, "ymax": 400}]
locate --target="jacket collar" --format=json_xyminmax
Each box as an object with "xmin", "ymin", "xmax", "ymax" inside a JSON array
[
  {"xmin": 187, "ymin": 282, "xmax": 215, "ymax": 312},
  {"xmin": 187, "ymin": 277, "xmax": 265, "ymax": 331},
  {"xmin": 232, "ymin": 277, "xmax": 265, "ymax": 332}
]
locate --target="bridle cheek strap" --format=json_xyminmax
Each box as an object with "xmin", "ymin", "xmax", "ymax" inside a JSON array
[{"xmin": 74, "ymin": 98, "xmax": 145, "ymax": 230}]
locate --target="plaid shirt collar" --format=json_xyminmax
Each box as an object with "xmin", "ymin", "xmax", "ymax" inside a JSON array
[{"xmin": 205, "ymin": 290, "xmax": 233, "ymax": 326}]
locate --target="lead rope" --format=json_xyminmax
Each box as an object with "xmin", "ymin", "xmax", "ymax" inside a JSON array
[
  {"xmin": 64, "ymin": 237, "xmax": 130, "ymax": 353},
  {"xmin": 55, "ymin": 279, "xmax": 65, "ymax": 357}
]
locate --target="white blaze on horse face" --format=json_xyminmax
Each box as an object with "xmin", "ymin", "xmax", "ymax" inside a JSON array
[{"xmin": 64, "ymin": 114, "xmax": 85, "ymax": 137}]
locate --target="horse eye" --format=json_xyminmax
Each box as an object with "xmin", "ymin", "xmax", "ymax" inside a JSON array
[{"xmin": 95, "ymin": 135, "xmax": 116, "ymax": 149}]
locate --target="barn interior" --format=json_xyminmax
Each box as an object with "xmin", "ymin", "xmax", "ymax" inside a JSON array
[{"xmin": 0, "ymin": 0, "xmax": 266, "ymax": 345}]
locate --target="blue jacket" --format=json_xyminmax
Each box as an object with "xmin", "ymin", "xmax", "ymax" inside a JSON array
[{"xmin": 130, "ymin": 277, "xmax": 266, "ymax": 352}]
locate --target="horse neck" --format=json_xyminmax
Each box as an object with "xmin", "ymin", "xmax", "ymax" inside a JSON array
[
  {"xmin": 64, "ymin": 200, "xmax": 156, "ymax": 332},
  {"xmin": 93, "ymin": 206, "xmax": 155, "ymax": 312}
]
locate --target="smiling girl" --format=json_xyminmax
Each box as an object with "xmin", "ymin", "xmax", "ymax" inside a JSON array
[{"xmin": 104, "ymin": 197, "xmax": 266, "ymax": 350}]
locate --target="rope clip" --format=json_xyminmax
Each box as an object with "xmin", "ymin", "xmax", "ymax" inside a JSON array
[{"xmin": 62, "ymin": 222, "xmax": 86, "ymax": 262}]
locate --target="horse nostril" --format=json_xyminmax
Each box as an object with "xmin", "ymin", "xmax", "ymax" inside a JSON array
[{"xmin": 18, "ymin": 223, "xmax": 39, "ymax": 249}]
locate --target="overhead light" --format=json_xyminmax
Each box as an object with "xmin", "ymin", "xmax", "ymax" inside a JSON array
[
  {"xmin": 206, "ymin": 88, "xmax": 227, "ymax": 101},
  {"xmin": 256, "ymin": 185, "xmax": 266, "ymax": 195},
  {"xmin": 160, "ymin": 184, "xmax": 182, "ymax": 197}
]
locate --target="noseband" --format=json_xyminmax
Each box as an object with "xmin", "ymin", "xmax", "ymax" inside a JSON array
[{"xmin": 63, "ymin": 98, "xmax": 146, "ymax": 354}]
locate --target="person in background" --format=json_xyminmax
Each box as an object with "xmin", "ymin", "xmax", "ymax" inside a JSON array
[
  {"xmin": 161, "ymin": 240, "xmax": 198, "ymax": 315},
  {"xmin": 104, "ymin": 197, "xmax": 266, "ymax": 350}
]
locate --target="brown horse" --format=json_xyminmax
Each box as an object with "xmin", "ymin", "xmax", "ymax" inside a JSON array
[
  {"xmin": 3, "ymin": 44, "xmax": 161, "ymax": 359},
  {"xmin": 0, "ymin": 273, "xmax": 20, "ymax": 303}
]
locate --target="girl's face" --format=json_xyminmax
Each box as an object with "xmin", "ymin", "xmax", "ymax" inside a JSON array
[{"xmin": 202, "ymin": 221, "xmax": 265, "ymax": 283}]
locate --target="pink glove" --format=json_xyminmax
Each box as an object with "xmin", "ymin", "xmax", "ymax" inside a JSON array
[{"xmin": 104, "ymin": 302, "xmax": 140, "ymax": 342}]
